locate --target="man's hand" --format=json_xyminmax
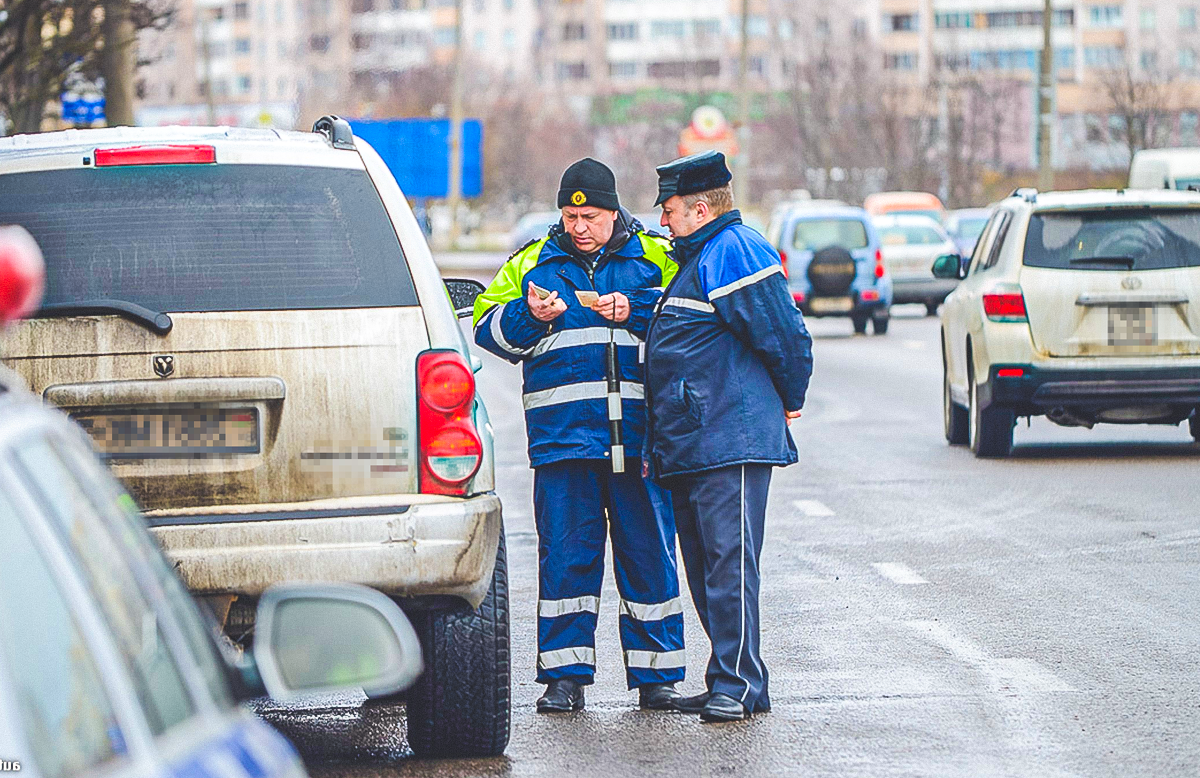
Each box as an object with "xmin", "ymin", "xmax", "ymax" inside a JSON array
[
  {"xmin": 591, "ymin": 292, "xmax": 630, "ymax": 323},
  {"xmin": 528, "ymin": 282, "xmax": 567, "ymax": 322},
  {"xmin": 786, "ymin": 409, "xmax": 802, "ymax": 426}
]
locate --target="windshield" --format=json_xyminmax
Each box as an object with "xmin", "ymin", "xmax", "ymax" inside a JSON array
[
  {"xmin": 0, "ymin": 165, "xmax": 418, "ymax": 313},
  {"xmin": 792, "ymin": 219, "xmax": 869, "ymax": 251},
  {"xmin": 1174, "ymin": 178, "xmax": 1200, "ymax": 191},
  {"xmin": 880, "ymin": 224, "xmax": 945, "ymax": 246},
  {"xmin": 1024, "ymin": 209, "xmax": 1200, "ymax": 270},
  {"xmin": 953, "ymin": 217, "xmax": 989, "ymax": 240}
]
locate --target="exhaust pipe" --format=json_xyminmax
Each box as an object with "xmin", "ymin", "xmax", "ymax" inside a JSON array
[{"xmin": 1046, "ymin": 407, "xmax": 1095, "ymax": 429}]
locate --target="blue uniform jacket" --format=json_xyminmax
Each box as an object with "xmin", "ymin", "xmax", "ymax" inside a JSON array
[
  {"xmin": 473, "ymin": 211, "xmax": 676, "ymax": 468},
  {"xmin": 644, "ymin": 210, "xmax": 814, "ymax": 479}
]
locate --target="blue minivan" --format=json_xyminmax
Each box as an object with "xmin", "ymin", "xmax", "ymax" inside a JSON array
[{"xmin": 767, "ymin": 205, "xmax": 894, "ymax": 335}]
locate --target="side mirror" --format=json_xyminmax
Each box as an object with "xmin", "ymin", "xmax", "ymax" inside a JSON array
[
  {"xmin": 932, "ymin": 253, "xmax": 966, "ymax": 280},
  {"xmin": 445, "ymin": 278, "xmax": 486, "ymax": 319},
  {"xmin": 250, "ymin": 583, "xmax": 423, "ymax": 701}
]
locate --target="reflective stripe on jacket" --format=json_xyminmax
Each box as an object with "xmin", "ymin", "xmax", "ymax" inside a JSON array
[
  {"xmin": 474, "ymin": 215, "xmax": 676, "ymax": 467},
  {"xmin": 644, "ymin": 210, "xmax": 813, "ymax": 479}
]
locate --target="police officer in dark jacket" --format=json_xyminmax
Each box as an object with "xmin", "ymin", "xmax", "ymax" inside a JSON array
[{"xmin": 644, "ymin": 151, "xmax": 814, "ymax": 722}]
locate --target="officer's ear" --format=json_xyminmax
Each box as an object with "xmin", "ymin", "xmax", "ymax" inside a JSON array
[{"xmin": 692, "ymin": 199, "xmax": 711, "ymax": 221}]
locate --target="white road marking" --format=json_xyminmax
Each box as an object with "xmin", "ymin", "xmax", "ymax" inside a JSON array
[
  {"xmin": 793, "ymin": 499, "xmax": 835, "ymax": 517},
  {"xmin": 872, "ymin": 562, "xmax": 930, "ymax": 585},
  {"xmin": 906, "ymin": 620, "xmax": 1075, "ymax": 694}
]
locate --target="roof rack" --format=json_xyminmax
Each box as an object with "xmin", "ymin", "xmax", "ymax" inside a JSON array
[
  {"xmin": 312, "ymin": 115, "xmax": 355, "ymax": 151},
  {"xmin": 1009, "ymin": 187, "xmax": 1038, "ymax": 203}
]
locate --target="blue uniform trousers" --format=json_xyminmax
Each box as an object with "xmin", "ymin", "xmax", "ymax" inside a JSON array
[
  {"xmin": 533, "ymin": 459, "xmax": 686, "ymax": 689},
  {"xmin": 669, "ymin": 464, "xmax": 772, "ymax": 712}
]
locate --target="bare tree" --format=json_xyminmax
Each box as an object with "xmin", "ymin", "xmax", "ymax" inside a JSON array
[{"xmin": 1097, "ymin": 59, "xmax": 1176, "ymax": 164}]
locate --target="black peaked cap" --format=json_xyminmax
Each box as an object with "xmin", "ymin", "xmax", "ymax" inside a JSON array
[{"xmin": 655, "ymin": 150, "xmax": 732, "ymax": 206}]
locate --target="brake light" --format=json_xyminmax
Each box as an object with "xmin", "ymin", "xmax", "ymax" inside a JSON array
[
  {"xmin": 779, "ymin": 251, "xmax": 789, "ymax": 279},
  {"xmin": 417, "ymin": 351, "xmax": 483, "ymax": 495},
  {"xmin": 860, "ymin": 289, "xmax": 880, "ymax": 303},
  {"xmin": 0, "ymin": 226, "xmax": 45, "ymax": 324},
  {"xmin": 982, "ymin": 290, "xmax": 1028, "ymax": 322},
  {"xmin": 792, "ymin": 291, "xmax": 806, "ymax": 305},
  {"xmin": 996, "ymin": 368, "xmax": 1026, "ymax": 378},
  {"xmin": 874, "ymin": 248, "xmax": 885, "ymax": 279},
  {"xmin": 94, "ymin": 144, "xmax": 216, "ymax": 167}
]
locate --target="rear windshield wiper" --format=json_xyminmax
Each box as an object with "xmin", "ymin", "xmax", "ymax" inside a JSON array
[
  {"xmin": 1069, "ymin": 256, "xmax": 1136, "ymax": 269},
  {"xmin": 36, "ymin": 300, "xmax": 173, "ymax": 335}
]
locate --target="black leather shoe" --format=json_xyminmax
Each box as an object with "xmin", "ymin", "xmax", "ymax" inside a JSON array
[
  {"xmin": 638, "ymin": 682, "xmax": 682, "ymax": 710},
  {"xmin": 674, "ymin": 690, "xmax": 711, "ymax": 714},
  {"xmin": 699, "ymin": 692, "xmax": 749, "ymax": 722},
  {"xmin": 536, "ymin": 679, "xmax": 585, "ymax": 713}
]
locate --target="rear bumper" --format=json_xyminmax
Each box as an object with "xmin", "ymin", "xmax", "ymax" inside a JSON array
[
  {"xmin": 147, "ymin": 493, "xmax": 503, "ymax": 608},
  {"xmin": 892, "ymin": 278, "xmax": 958, "ymax": 305},
  {"xmin": 982, "ymin": 364, "xmax": 1200, "ymax": 416}
]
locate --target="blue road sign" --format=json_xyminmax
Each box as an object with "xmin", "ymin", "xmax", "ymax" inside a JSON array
[
  {"xmin": 61, "ymin": 93, "xmax": 105, "ymax": 125},
  {"xmin": 349, "ymin": 118, "xmax": 483, "ymax": 199}
]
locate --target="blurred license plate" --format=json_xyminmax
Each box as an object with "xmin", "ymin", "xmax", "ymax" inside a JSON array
[
  {"xmin": 810, "ymin": 297, "xmax": 854, "ymax": 314},
  {"xmin": 72, "ymin": 408, "xmax": 260, "ymax": 458},
  {"xmin": 1108, "ymin": 305, "xmax": 1157, "ymax": 347}
]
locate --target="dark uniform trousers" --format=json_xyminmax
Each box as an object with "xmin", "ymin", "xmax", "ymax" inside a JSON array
[{"xmin": 669, "ymin": 463, "xmax": 772, "ymax": 713}]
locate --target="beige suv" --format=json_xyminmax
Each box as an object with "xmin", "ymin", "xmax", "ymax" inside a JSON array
[{"xmin": 0, "ymin": 118, "xmax": 507, "ymax": 757}]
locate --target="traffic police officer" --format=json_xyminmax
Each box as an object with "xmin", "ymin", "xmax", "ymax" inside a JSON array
[
  {"xmin": 473, "ymin": 158, "xmax": 686, "ymax": 713},
  {"xmin": 644, "ymin": 151, "xmax": 814, "ymax": 722}
]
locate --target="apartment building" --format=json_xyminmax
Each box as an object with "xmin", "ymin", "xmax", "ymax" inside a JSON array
[{"xmin": 878, "ymin": 0, "xmax": 1200, "ymax": 168}]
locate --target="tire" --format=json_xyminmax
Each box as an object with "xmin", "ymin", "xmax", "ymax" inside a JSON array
[
  {"xmin": 943, "ymin": 344, "xmax": 968, "ymax": 445},
  {"xmin": 851, "ymin": 314, "xmax": 869, "ymax": 335},
  {"xmin": 872, "ymin": 313, "xmax": 889, "ymax": 335},
  {"xmin": 925, "ymin": 302, "xmax": 940, "ymax": 317},
  {"xmin": 969, "ymin": 364, "xmax": 1014, "ymax": 458},
  {"xmin": 405, "ymin": 532, "xmax": 511, "ymax": 757},
  {"xmin": 1190, "ymin": 412, "xmax": 1200, "ymax": 443}
]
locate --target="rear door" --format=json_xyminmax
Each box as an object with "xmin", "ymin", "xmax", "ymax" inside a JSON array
[
  {"xmin": 0, "ymin": 158, "xmax": 427, "ymax": 511},
  {"xmin": 1019, "ymin": 207, "xmax": 1200, "ymax": 357}
]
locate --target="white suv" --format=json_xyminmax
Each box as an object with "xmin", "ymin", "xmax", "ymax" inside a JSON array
[{"xmin": 938, "ymin": 188, "xmax": 1200, "ymax": 457}]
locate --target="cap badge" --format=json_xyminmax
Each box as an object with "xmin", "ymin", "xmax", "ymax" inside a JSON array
[{"xmin": 571, "ymin": 191, "xmax": 587, "ymax": 206}]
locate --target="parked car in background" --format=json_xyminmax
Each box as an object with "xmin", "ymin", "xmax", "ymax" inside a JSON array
[
  {"xmin": 509, "ymin": 210, "xmax": 561, "ymax": 251},
  {"xmin": 1128, "ymin": 148, "xmax": 1200, "ymax": 191},
  {"xmin": 0, "ymin": 235, "xmax": 422, "ymax": 778},
  {"xmin": 875, "ymin": 214, "xmax": 961, "ymax": 316},
  {"xmin": 937, "ymin": 188, "xmax": 1200, "ymax": 457},
  {"xmin": 0, "ymin": 118, "xmax": 508, "ymax": 757},
  {"xmin": 864, "ymin": 191, "xmax": 947, "ymax": 224},
  {"xmin": 770, "ymin": 204, "xmax": 893, "ymax": 335},
  {"xmin": 946, "ymin": 207, "xmax": 994, "ymax": 257}
]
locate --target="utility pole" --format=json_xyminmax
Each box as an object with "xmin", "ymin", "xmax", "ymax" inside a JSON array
[
  {"xmin": 446, "ymin": 0, "xmax": 466, "ymax": 250},
  {"xmin": 735, "ymin": 0, "xmax": 751, "ymax": 205},
  {"xmin": 199, "ymin": 9, "xmax": 217, "ymax": 125},
  {"xmin": 1037, "ymin": 0, "xmax": 1055, "ymax": 190},
  {"xmin": 100, "ymin": 0, "xmax": 137, "ymax": 126}
]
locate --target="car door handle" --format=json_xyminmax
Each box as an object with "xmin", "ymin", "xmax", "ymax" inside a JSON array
[{"xmin": 1076, "ymin": 292, "xmax": 1189, "ymax": 306}]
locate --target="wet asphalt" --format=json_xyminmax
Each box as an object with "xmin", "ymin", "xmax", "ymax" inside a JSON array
[{"xmin": 255, "ymin": 303, "xmax": 1200, "ymax": 778}]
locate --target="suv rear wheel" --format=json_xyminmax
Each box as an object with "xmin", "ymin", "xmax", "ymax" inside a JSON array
[
  {"xmin": 872, "ymin": 311, "xmax": 890, "ymax": 336},
  {"xmin": 943, "ymin": 343, "xmax": 968, "ymax": 445},
  {"xmin": 851, "ymin": 314, "xmax": 869, "ymax": 335},
  {"xmin": 969, "ymin": 364, "xmax": 1014, "ymax": 457},
  {"xmin": 371, "ymin": 532, "xmax": 511, "ymax": 757},
  {"xmin": 1190, "ymin": 412, "xmax": 1200, "ymax": 443}
]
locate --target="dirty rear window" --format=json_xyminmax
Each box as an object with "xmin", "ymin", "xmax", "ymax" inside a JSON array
[
  {"xmin": 0, "ymin": 164, "xmax": 419, "ymax": 311},
  {"xmin": 792, "ymin": 219, "xmax": 869, "ymax": 251},
  {"xmin": 1024, "ymin": 209, "xmax": 1200, "ymax": 271}
]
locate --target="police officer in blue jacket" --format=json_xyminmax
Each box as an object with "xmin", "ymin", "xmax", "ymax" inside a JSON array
[
  {"xmin": 644, "ymin": 151, "xmax": 814, "ymax": 722},
  {"xmin": 473, "ymin": 159, "xmax": 687, "ymax": 713}
]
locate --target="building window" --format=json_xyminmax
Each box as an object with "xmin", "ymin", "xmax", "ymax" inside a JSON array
[
  {"xmin": 651, "ymin": 20, "xmax": 687, "ymax": 38},
  {"xmin": 1141, "ymin": 50, "xmax": 1157, "ymax": 70},
  {"xmin": 309, "ymin": 34, "xmax": 330, "ymax": 52},
  {"xmin": 851, "ymin": 18, "xmax": 867, "ymax": 39},
  {"xmin": 746, "ymin": 15, "xmax": 768, "ymax": 37},
  {"xmin": 884, "ymin": 13, "xmax": 917, "ymax": 32},
  {"xmin": 814, "ymin": 17, "xmax": 830, "ymax": 38},
  {"xmin": 646, "ymin": 59, "xmax": 720, "ymax": 78},
  {"xmin": 883, "ymin": 52, "xmax": 916, "ymax": 70},
  {"xmin": 607, "ymin": 22, "xmax": 638, "ymax": 40},
  {"xmin": 1182, "ymin": 7, "xmax": 1198, "ymax": 29},
  {"xmin": 1182, "ymin": 112, "xmax": 1199, "ymax": 143},
  {"xmin": 562, "ymin": 22, "xmax": 586, "ymax": 41},
  {"xmin": 277, "ymin": 77, "xmax": 289, "ymax": 97},
  {"xmin": 749, "ymin": 55, "xmax": 766, "ymax": 75},
  {"xmin": 504, "ymin": 28, "xmax": 516, "ymax": 48},
  {"xmin": 934, "ymin": 11, "xmax": 973, "ymax": 29},
  {"xmin": 234, "ymin": 37, "xmax": 251, "ymax": 54},
  {"xmin": 609, "ymin": 61, "xmax": 637, "ymax": 78},
  {"xmin": 234, "ymin": 1, "xmax": 250, "ymax": 19},
  {"xmin": 474, "ymin": 30, "xmax": 485, "ymax": 48},
  {"xmin": 503, "ymin": 0, "xmax": 513, "ymax": 8},
  {"xmin": 1181, "ymin": 47, "xmax": 1197, "ymax": 71},
  {"xmin": 694, "ymin": 19, "xmax": 721, "ymax": 37},
  {"xmin": 1088, "ymin": 5, "xmax": 1122, "ymax": 28},
  {"xmin": 1140, "ymin": 8, "xmax": 1156, "ymax": 30},
  {"xmin": 557, "ymin": 61, "xmax": 588, "ymax": 80},
  {"xmin": 434, "ymin": 27, "xmax": 455, "ymax": 45},
  {"xmin": 1083, "ymin": 45, "xmax": 1122, "ymax": 67}
]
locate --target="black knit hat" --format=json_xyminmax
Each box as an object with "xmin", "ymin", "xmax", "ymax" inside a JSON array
[{"xmin": 557, "ymin": 158, "xmax": 620, "ymax": 211}]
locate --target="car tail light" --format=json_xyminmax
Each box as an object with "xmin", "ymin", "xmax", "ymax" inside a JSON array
[
  {"xmin": 779, "ymin": 250, "xmax": 789, "ymax": 279},
  {"xmin": 996, "ymin": 367, "xmax": 1026, "ymax": 378},
  {"xmin": 874, "ymin": 249, "xmax": 885, "ymax": 279},
  {"xmin": 860, "ymin": 289, "xmax": 880, "ymax": 303},
  {"xmin": 0, "ymin": 226, "xmax": 45, "ymax": 324},
  {"xmin": 94, "ymin": 144, "xmax": 216, "ymax": 167},
  {"xmin": 792, "ymin": 291, "xmax": 806, "ymax": 305},
  {"xmin": 982, "ymin": 287, "xmax": 1028, "ymax": 322},
  {"xmin": 417, "ymin": 351, "xmax": 482, "ymax": 495}
]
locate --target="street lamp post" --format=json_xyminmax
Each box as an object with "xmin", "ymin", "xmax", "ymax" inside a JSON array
[{"xmin": 1037, "ymin": 0, "xmax": 1055, "ymax": 190}]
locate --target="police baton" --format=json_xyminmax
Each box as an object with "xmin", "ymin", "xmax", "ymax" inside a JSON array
[{"xmin": 605, "ymin": 307, "xmax": 625, "ymax": 474}]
